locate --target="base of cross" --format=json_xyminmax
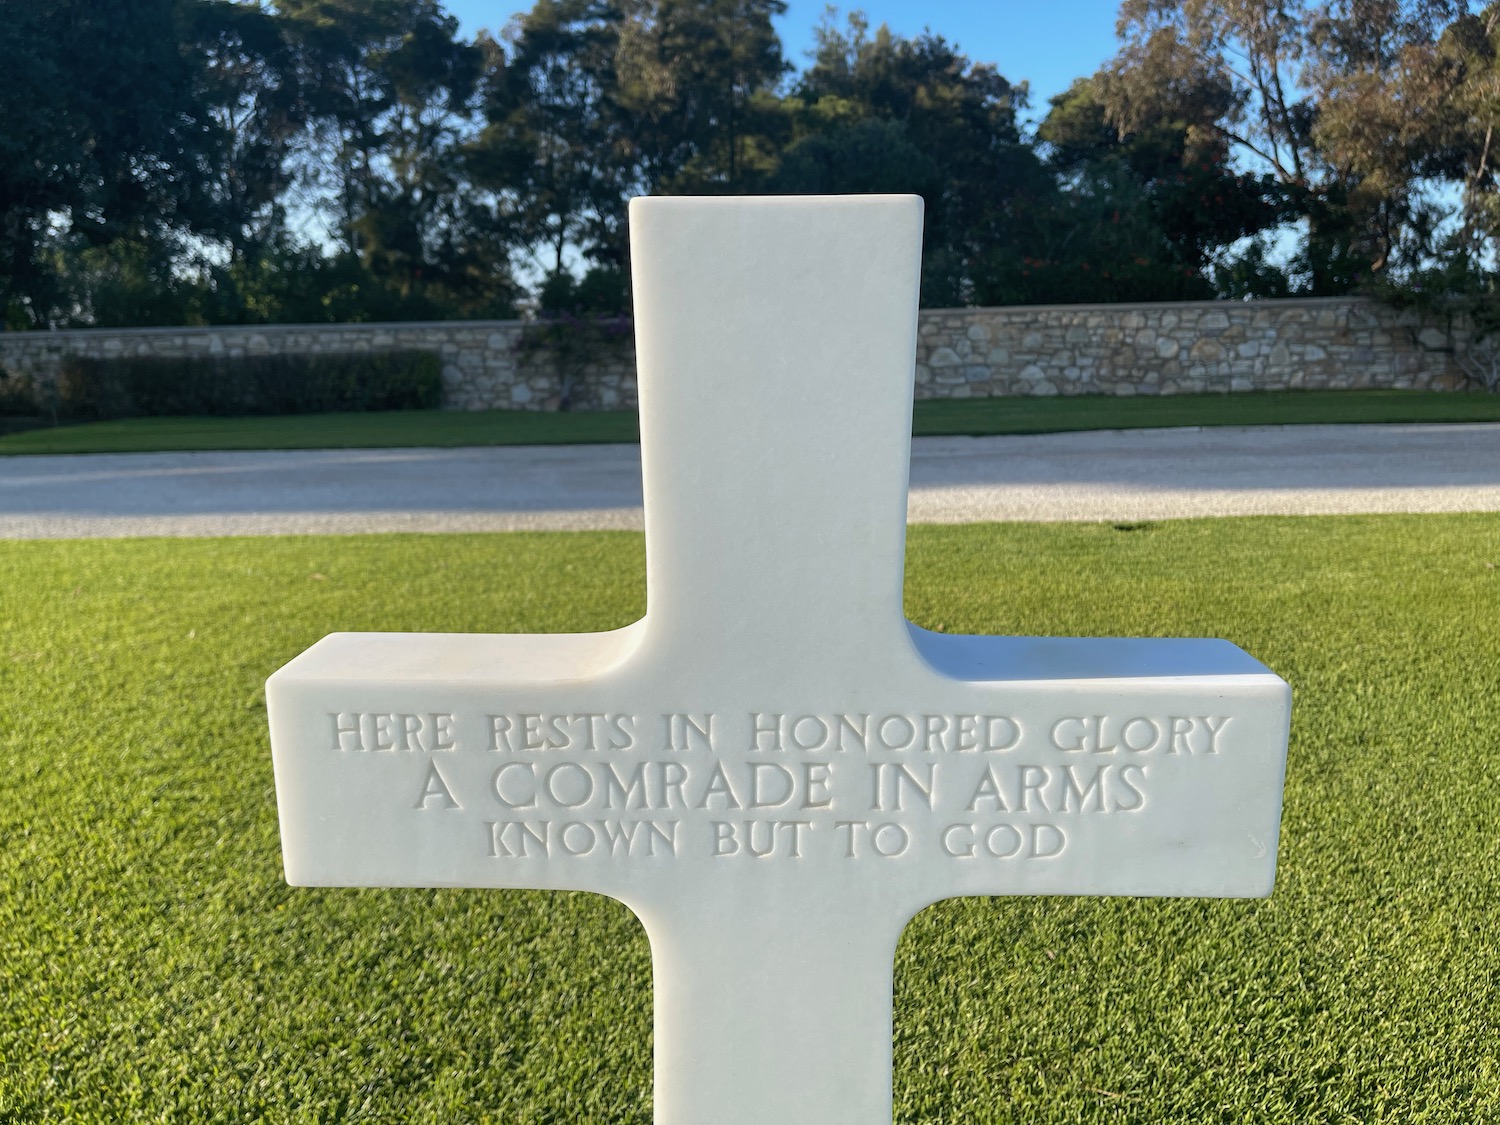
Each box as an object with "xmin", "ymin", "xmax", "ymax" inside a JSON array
[{"xmin": 268, "ymin": 195, "xmax": 1289, "ymax": 1125}]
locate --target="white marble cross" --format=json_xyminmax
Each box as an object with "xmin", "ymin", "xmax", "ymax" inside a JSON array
[{"xmin": 268, "ymin": 196, "xmax": 1290, "ymax": 1125}]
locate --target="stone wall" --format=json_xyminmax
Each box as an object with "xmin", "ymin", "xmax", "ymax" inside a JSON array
[
  {"xmin": 0, "ymin": 296, "xmax": 1470, "ymax": 414},
  {"xmin": 914, "ymin": 297, "xmax": 1466, "ymax": 398},
  {"xmin": 0, "ymin": 320, "xmax": 636, "ymax": 413}
]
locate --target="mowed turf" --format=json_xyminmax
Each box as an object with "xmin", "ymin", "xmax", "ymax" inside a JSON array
[
  {"xmin": 0, "ymin": 516, "xmax": 1497, "ymax": 1121},
  {"xmin": 3, "ymin": 389, "xmax": 1500, "ymax": 454}
]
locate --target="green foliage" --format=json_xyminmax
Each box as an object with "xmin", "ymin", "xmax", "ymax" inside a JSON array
[
  {"xmin": 787, "ymin": 13, "xmax": 1047, "ymax": 307},
  {"xmin": 182, "ymin": 0, "xmax": 307, "ymax": 261},
  {"xmin": 613, "ymin": 0, "xmax": 790, "ymax": 195},
  {"xmin": 469, "ymin": 0, "xmax": 628, "ymax": 274},
  {"xmin": 55, "ymin": 351, "xmax": 442, "ymax": 419},
  {"xmin": 472, "ymin": 0, "xmax": 791, "ymax": 276},
  {"xmin": 1346, "ymin": 4, "xmax": 1500, "ymax": 296},
  {"xmin": 536, "ymin": 264, "xmax": 631, "ymax": 317},
  {"xmin": 1, "ymin": 0, "xmax": 517, "ymax": 328},
  {"xmin": 44, "ymin": 238, "xmax": 206, "ymax": 330},
  {"xmin": 986, "ymin": 163, "xmax": 1218, "ymax": 305},
  {"xmin": 211, "ymin": 243, "xmax": 516, "ymax": 324},
  {"xmin": 0, "ymin": 367, "xmax": 38, "ymax": 416},
  {"xmin": 1038, "ymin": 76, "xmax": 1288, "ymax": 301},
  {"xmin": 1212, "ymin": 236, "xmax": 1296, "ymax": 299},
  {"xmin": 36, "ymin": 238, "xmax": 516, "ymax": 329},
  {"xmin": 276, "ymin": 0, "xmax": 485, "ymax": 261},
  {"xmin": 276, "ymin": 0, "xmax": 518, "ymax": 314},
  {"xmin": 1097, "ymin": 0, "xmax": 1487, "ymax": 294},
  {"xmin": 769, "ymin": 118, "xmax": 942, "ymax": 197},
  {"xmin": 520, "ymin": 266, "xmax": 634, "ymax": 411},
  {"xmin": 0, "ymin": 0, "xmax": 233, "ymax": 327},
  {"xmin": 0, "ymin": 517, "xmax": 1497, "ymax": 1118},
  {"xmin": 7, "ymin": 0, "xmax": 1500, "ymax": 320}
]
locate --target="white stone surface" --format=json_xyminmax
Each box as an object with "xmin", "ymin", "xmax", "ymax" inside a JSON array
[{"xmin": 268, "ymin": 196, "xmax": 1291, "ymax": 1125}]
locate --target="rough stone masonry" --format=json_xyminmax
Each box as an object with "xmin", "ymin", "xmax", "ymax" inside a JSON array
[{"xmin": 0, "ymin": 295, "xmax": 1469, "ymax": 413}]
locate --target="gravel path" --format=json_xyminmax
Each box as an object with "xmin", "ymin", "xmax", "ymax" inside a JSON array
[{"xmin": 0, "ymin": 422, "xmax": 1495, "ymax": 538}]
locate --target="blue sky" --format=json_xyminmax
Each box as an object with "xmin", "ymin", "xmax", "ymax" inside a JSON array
[{"xmin": 442, "ymin": 1, "xmax": 1126, "ymax": 124}]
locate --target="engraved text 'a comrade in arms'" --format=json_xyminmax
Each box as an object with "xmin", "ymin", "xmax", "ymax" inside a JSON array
[{"xmin": 328, "ymin": 708, "xmax": 1237, "ymax": 861}]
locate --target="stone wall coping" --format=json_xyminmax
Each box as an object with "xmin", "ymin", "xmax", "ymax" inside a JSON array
[
  {"xmin": 0, "ymin": 295, "xmax": 1400, "ymax": 344},
  {"xmin": 920, "ymin": 295, "xmax": 1384, "ymax": 317},
  {"xmin": 0, "ymin": 319, "xmax": 526, "ymax": 343}
]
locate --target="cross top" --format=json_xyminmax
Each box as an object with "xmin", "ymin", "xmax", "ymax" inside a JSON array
[
  {"xmin": 631, "ymin": 196, "xmax": 918, "ymax": 676},
  {"xmin": 269, "ymin": 196, "xmax": 1290, "ymax": 1125}
]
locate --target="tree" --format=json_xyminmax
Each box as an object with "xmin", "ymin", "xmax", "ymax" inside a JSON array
[
  {"xmin": 1105, "ymin": 0, "xmax": 1310, "ymax": 181},
  {"xmin": 0, "ymin": 0, "xmax": 232, "ymax": 327},
  {"xmin": 277, "ymin": 0, "xmax": 513, "ymax": 316},
  {"xmin": 1039, "ymin": 76, "xmax": 1287, "ymax": 299},
  {"xmin": 183, "ymin": 0, "xmax": 308, "ymax": 262},
  {"xmin": 1303, "ymin": 0, "xmax": 1472, "ymax": 280},
  {"xmin": 473, "ymin": 0, "xmax": 789, "ymax": 293},
  {"xmin": 786, "ymin": 11, "xmax": 1050, "ymax": 306},
  {"xmin": 1098, "ymin": 0, "xmax": 1469, "ymax": 292},
  {"xmin": 1341, "ymin": 5, "xmax": 1500, "ymax": 390},
  {"xmin": 356, "ymin": 7, "xmax": 500, "ymax": 308},
  {"xmin": 613, "ymin": 0, "xmax": 790, "ymax": 195},
  {"xmin": 471, "ymin": 1, "xmax": 628, "ymax": 276},
  {"xmin": 770, "ymin": 118, "xmax": 941, "ymax": 197},
  {"xmin": 1437, "ymin": 5, "xmax": 1500, "ymax": 251},
  {"xmin": 1338, "ymin": 3, "xmax": 1500, "ymax": 261}
]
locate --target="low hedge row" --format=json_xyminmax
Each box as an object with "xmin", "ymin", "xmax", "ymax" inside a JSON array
[
  {"xmin": 0, "ymin": 366, "xmax": 39, "ymax": 415},
  {"xmin": 56, "ymin": 350, "xmax": 442, "ymax": 418}
]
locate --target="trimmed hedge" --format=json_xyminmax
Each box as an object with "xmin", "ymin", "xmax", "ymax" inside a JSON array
[{"xmin": 56, "ymin": 350, "xmax": 442, "ymax": 418}]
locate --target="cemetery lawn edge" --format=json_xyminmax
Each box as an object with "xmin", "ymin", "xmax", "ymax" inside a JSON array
[{"xmin": 1, "ymin": 389, "xmax": 1499, "ymax": 454}]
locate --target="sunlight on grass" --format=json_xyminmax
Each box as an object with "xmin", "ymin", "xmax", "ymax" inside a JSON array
[
  {"xmin": 1, "ymin": 389, "xmax": 1497, "ymax": 455},
  {"xmin": 0, "ymin": 515, "xmax": 1496, "ymax": 1120}
]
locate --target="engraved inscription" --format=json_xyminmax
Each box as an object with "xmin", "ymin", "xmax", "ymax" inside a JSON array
[
  {"xmin": 332, "ymin": 711, "xmax": 456, "ymax": 752},
  {"xmin": 319, "ymin": 709, "xmax": 1235, "ymax": 861},
  {"xmin": 1049, "ymin": 714, "xmax": 1230, "ymax": 754},
  {"xmin": 488, "ymin": 713, "xmax": 637, "ymax": 752},
  {"xmin": 485, "ymin": 818, "xmax": 681, "ymax": 858}
]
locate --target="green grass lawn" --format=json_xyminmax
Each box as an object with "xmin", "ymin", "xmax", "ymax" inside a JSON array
[
  {"xmin": 2, "ymin": 388, "xmax": 1498, "ymax": 455},
  {"xmin": 0, "ymin": 515, "xmax": 1497, "ymax": 1120}
]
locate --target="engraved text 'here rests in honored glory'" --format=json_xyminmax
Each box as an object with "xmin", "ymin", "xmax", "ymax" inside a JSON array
[{"xmin": 267, "ymin": 194, "xmax": 1292, "ymax": 1125}]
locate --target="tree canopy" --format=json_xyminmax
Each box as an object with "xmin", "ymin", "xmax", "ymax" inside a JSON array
[{"xmin": 2, "ymin": 0, "xmax": 1496, "ymax": 329}]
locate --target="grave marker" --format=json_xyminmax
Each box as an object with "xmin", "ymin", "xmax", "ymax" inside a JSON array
[{"xmin": 268, "ymin": 195, "xmax": 1290, "ymax": 1125}]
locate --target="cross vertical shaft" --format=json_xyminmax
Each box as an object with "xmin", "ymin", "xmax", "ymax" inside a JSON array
[
  {"xmin": 648, "ymin": 892, "xmax": 903, "ymax": 1125},
  {"xmin": 626, "ymin": 197, "xmax": 930, "ymax": 1123},
  {"xmin": 630, "ymin": 196, "xmax": 924, "ymax": 682}
]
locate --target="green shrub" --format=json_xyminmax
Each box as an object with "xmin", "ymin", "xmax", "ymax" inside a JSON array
[
  {"xmin": 0, "ymin": 365, "xmax": 39, "ymax": 416},
  {"xmin": 56, "ymin": 350, "xmax": 442, "ymax": 418}
]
